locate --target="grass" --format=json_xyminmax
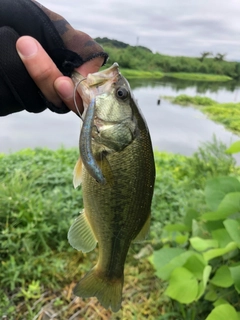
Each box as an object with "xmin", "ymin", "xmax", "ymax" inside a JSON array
[
  {"xmin": 118, "ymin": 69, "xmax": 232, "ymax": 81},
  {"xmin": 121, "ymin": 68, "xmax": 164, "ymax": 79},
  {"xmin": 165, "ymin": 94, "xmax": 240, "ymax": 134},
  {"xmin": 165, "ymin": 72, "xmax": 232, "ymax": 81},
  {"xmin": 0, "ymin": 143, "xmax": 237, "ymax": 319},
  {"xmin": 169, "ymin": 95, "xmax": 216, "ymax": 106}
]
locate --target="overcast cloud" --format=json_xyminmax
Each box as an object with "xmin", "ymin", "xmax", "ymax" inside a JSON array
[{"xmin": 40, "ymin": 0, "xmax": 240, "ymax": 61}]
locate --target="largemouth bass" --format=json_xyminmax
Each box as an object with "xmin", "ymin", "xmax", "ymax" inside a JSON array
[{"xmin": 69, "ymin": 63, "xmax": 155, "ymax": 312}]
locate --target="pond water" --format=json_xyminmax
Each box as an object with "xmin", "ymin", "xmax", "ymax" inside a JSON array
[
  {"xmin": 130, "ymin": 78, "xmax": 240, "ymax": 156},
  {"xmin": 1, "ymin": 78, "xmax": 240, "ymax": 161}
]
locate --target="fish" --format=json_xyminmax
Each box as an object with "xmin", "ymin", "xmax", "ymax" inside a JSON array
[{"xmin": 68, "ymin": 63, "xmax": 155, "ymax": 312}]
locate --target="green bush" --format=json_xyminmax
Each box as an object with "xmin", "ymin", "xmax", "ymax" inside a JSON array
[
  {"xmin": 0, "ymin": 148, "xmax": 83, "ymax": 289},
  {"xmin": 0, "ymin": 140, "xmax": 237, "ymax": 318},
  {"xmin": 177, "ymin": 137, "xmax": 236, "ymax": 189},
  {"xmin": 149, "ymin": 141, "xmax": 240, "ymax": 320}
]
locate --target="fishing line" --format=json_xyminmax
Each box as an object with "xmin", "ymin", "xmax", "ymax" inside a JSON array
[{"xmin": 73, "ymin": 78, "xmax": 87, "ymax": 121}]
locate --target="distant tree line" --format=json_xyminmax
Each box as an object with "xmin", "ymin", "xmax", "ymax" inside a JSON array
[
  {"xmin": 95, "ymin": 37, "xmax": 152, "ymax": 53},
  {"xmin": 95, "ymin": 37, "xmax": 129, "ymax": 49},
  {"xmin": 95, "ymin": 38, "xmax": 240, "ymax": 80}
]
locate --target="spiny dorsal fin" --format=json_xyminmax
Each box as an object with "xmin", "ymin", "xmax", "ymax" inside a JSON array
[
  {"xmin": 73, "ymin": 158, "xmax": 82, "ymax": 189},
  {"xmin": 132, "ymin": 214, "xmax": 151, "ymax": 243},
  {"xmin": 68, "ymin": 210, "xmax": 97, "ymax": 252}
]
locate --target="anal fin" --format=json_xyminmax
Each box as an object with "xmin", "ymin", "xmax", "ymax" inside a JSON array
[{"xmin": 132, "ymin": 214, "xmax": 151, "ymax": 243}]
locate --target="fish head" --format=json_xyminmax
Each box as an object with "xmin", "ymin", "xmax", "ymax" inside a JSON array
[
  {"xmin": 72, "ymin": 63, "xmax": 134, "ymax": 122},
  {"xmin": 72, "ymin": 63, "xmax": 138, "ymax": 154}
]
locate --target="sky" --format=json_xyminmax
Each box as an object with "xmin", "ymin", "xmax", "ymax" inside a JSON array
[{"xmin": 38, "ymin": 0, "xmax": 240, "ymax": 61}]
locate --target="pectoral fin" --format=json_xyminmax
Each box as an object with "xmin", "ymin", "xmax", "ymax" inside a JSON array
[
  {"xmin": 96, "ymin": 155, "xmax": 114, "ymax": 187},
  {"xmin": 68, "ymin": 210, "xmax": 97, "ymax": 252},
  {"xmin": 73, "ymin": 158, "xmax": 82, "ymax": 189},
  {"xmin": 132, "ymin": 214, "xmax": 151, "ymax": 243}
]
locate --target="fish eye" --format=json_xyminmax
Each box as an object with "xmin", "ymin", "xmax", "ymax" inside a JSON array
[{"xmin": 116, "ymin": 87, "xmax": 129, "ymax": 100}]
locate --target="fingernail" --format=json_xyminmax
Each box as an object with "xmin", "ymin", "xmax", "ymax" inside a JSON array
[
  {"xmin": 17, "ymin": 37, "xmax": 38, "ymax": 57},
  {"xmin": 55, "ymin": 79, "xmax": 73, "ymax": 100}
]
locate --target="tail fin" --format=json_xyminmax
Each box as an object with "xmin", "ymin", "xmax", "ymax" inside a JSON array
[{"xmin": 74, "ymin": 267, "xmax": 123, "ymax": 313}]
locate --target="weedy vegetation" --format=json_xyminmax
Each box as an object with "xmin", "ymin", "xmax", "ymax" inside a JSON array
[
  {"xmin": 0, "ymin": 138, "xmax": 239, "ymax": 319},
  {"xmin": 121, "ymin": 68, "xmax": 164, "ymax": 79},
  {"xmin": 164, "ymin": 73, "xmax": 232, "ymax": 82},
  {"xmin": 165, "ymin": 94, "xmax": 240, "ymax": 135}
]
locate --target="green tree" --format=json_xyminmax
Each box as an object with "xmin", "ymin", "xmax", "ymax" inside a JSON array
[
  {"xmin": 199, "ymin": 51, "xmax": 212, "ymax": 62},
  {"xmin": 214, "ymin": 53, "xmax": 226, "ymax": 62}
]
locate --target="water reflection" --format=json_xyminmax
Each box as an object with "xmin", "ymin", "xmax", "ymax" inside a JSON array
[{"xmin": 129, "ymin": 78, "xmax": 240, "ymax": 102}]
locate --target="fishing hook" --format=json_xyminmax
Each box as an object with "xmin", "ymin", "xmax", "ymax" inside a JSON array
[{"xmin": 73, "ymin": 77, "xmax": 87, "ymax": 121}]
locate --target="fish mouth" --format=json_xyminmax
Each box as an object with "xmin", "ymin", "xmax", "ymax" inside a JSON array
[
  {"xmin": 72, "ymin": 63, "xmax": 121, "ymax": 112},
  {"xmin": 85, "ymin": 62, "xmax": 120, "ymax": 87}
]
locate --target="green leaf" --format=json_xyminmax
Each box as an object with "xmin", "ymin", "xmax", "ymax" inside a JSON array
[
  {"xmin": 175, "ymin": 234, "xmax": 189, "ymax": 245},
  {"xmin": 206, "ymin": 220, "xmax": 224, "ymax": 233},
  {"xmin": 197, "ymin": 265, "xmax": 212, "ymax": 300},
  {"xmin": 226, "ymin": 141, "xmax": 240, "ymax": 154},
  {"xmin": 164, "ymin": 223, "xmax": 189, "ymax": 232},
  {"xmin": 201, "ymin": 211, "xmax": 226, "ymax": 221},
  {"xmin": 224, "ymin": 219, "xmax": 240, "ymax": 247},
  {"xmin": 205, "ymin": 177, "xmax": 240, "ymax": 211},
  {"xmin": 206, "ymin": 304, "xmax": 239, "ymax": 320},
  {"xmin": 202, "ymin": 192, "xmax": 240, "ymax": 221},
  {"xmin": 153, "ymin": 250, "xmax": 195, "ymax": 280},
  {"xmin": 165, "ymin": 267, "xmax": 198, "ymax": 303},
  {"xmin": 210, "ymin": 265, "xmax": 233, "ymax": 288},
  {"xmin": 202, "ymin": 265, "xmax": 212, "ymax": 289},
  {"xmin": 183, "ymin": 209, "xmax": 200, "ymax": 229},
  {"xmin": 211, "ymin": 228, "xmax": 232, "ymax": 247},
  {"xmin": 229, "ymin": 264, "xmax": 240, "ymax": 293},
  {"xmin": 190, "ymin": 237, "xmax": 218, "ymax": 252},
  {"xmin": 205, "ymin": 286, "xmax": 218, "ymax": 301},
  {"xmin": 151, "ymin": 247, "xmax": 185, "ymax": 270},
  {"xmin": 213, "ymin": 298, "xmax": 229, "ymax": 307},
  {"xmin": 183, "ymin": 255, "xmax": 206, "ymax": 279},
  {"xmin": 192, "ymin": 219, "xmax": 206, "ymax": 237},
  {"xmin": 203, "ymin": 242, "xmax": 238, "ymax": 262},
  {"xmin": 217, "ymin": 192, "xmax": 240, "ymax": 216}
]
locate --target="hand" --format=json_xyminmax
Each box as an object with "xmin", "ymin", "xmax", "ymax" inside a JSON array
[{"xmin": 16, "ymin": 36, "xmax": 104, "ymax": 115}]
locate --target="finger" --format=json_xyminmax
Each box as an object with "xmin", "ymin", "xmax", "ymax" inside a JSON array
[
  {"xmin": 77, "ymin": 57, "xmax": 105, "ymax": 76},
  {"xmin": 16, "ymin": 36, "xmax": 62, "ymax": 107},
  {"xmin": 54, "ymin": 76, "xmax": 84, "ymax": 114}
]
